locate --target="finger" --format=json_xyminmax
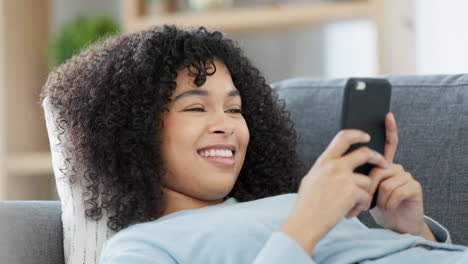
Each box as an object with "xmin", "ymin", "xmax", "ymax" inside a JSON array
[
  {"xmin": 352, "ymin": 173, "xmax": 372, "ymax": 190},
  {"xmin": 346, "ymin": 205, "xmax": 361, "ymax": 219},
  {"xmin": 346, "ymin": 188, "xmax": 371, "ymax": 218},
  {"xmin": 385, "ymin": 181, "xmax": 422, "ymax": 210},
  {"xmin": 319, "ymin": 129, "xmax": 370, "ymax": 162},
  {"xmin": 367, "ymin": 166, "xmax": 395, "ymax": 195},
  {"xmin": 341, "ymin": 146, "xmax": 389, "ymax": 170},
  {"xmin": 384, "ymin": 112, "xmax": 399, "ymax": 162},
  {"xmin": 376, "ymin": 174, "xmax": 411, "ymax": 209},
  {"xmin": 355, "ymin": 188, "xmax": 372, "ymax": 214}
]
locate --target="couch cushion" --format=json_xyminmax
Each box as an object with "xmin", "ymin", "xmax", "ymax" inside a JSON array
[
  {"xmin": 0, "ymin": 201, "xmax": 64, "ymax": 264},
  {"xmin": 272, "ymin": 74, "xmax": 468, "ymax": 246}
]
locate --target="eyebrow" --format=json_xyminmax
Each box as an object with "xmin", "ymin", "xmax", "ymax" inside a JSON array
[{"xmin": 174, "ymin": 89, "xmax": 240, "ymax": 102}]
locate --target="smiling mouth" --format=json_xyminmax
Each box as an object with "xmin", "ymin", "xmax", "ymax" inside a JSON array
[
  {"xmin": 196, "ymin": 151, "xmax": 236, "ymax": 167},
  {"xmin": 197, "ymin": 149, "xmax": 236, "ymax": 158}
]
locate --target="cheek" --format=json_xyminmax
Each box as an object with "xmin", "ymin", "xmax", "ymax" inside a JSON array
[{"xmin": 162, "ymin": 116, "xmax": 203, "ymax": 153}]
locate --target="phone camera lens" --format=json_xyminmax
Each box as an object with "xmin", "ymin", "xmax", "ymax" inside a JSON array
[{"xmin": 355, "ymin": 81, "xmax": 366, "ymax": 91}]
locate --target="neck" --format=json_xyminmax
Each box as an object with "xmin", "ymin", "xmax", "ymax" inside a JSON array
[{"xmin": 157, "ymin": 186, "xmax": 224, "ymax": 218}]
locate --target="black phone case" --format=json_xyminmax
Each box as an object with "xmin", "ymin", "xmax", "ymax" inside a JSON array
[{"xmin": 341, "ymin": 78, "xmax": 392, "ymax": 209}]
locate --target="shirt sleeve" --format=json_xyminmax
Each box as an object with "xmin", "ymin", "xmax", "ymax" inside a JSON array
[
  {"xmin": 100, "ymin": 231, "xmax": 317, "ymax": 264},
  {"xmin": 423, "ymin": 215, "xmax": 452, "ymax": 244},
  {"xmin": 253, "ymin": 232, "xmax": 316, "ymax": 264}
]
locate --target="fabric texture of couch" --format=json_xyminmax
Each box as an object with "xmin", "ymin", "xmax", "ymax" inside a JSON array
[{"xmin": 1, "ymin": 74, "xmax": 467, "ymax": 264}]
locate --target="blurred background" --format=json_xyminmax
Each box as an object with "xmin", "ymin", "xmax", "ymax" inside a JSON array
[{"xmin": 0, "ymin": 0, "xmax": 466, "ymax": 201}]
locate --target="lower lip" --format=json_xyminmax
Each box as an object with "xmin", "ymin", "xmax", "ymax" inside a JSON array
[{"xmin": 199, "ymin": 155, "xmax": 236, "ymax": 167}]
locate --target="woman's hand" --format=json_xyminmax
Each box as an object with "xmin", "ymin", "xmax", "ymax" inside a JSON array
[
  {"xmin": 280, "ymin": 129, "xmax": 390, "ymax": 254},
  {"xmin": 367, "ymin": 112, "xmax": 435, "ymax": 240},
  {"xmin": 368, "ymin": 163, "xmax": 425, "ymax": 235}
]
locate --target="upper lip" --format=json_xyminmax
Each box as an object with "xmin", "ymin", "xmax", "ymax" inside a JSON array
[{"xmin": 197, "ymin": 144, "xmax": 237, "ymax": 153}]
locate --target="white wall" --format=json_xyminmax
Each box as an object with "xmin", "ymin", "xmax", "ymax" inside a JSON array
[
  {"xmin": 322, "ymin": 0, "xmax": 468, "ymax": 77},
  {"xmin": 323, "ymin": 20, "xmax": 376, "ymax": 78},
  {"xmin": 415, "ymin": 0, "xmax": 468, "ymax": 74}
]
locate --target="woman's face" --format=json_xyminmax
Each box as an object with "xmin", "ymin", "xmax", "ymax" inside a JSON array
[{"xmin": 159, "ymin": 59, "xmax": 250, "ymax": 204}]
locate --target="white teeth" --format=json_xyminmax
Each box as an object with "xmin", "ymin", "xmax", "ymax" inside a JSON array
[{"xmin": 199, "ymin": 149, "xmax": 234, "ymax": 157}]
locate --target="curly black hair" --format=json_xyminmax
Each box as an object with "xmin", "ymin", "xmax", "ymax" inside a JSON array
[{"xmin": 41, "ymin": 25, "xmax": 305, "ymax": 232}]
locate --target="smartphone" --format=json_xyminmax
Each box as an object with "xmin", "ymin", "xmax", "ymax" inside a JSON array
[{"xmin": 340, "ymin": 78, "xmax": 392, "ymax": 209}]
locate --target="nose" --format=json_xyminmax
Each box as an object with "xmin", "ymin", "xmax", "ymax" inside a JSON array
[{"xmin": 209, "ymin": 110, "xmax": 235, "ymax": 135}]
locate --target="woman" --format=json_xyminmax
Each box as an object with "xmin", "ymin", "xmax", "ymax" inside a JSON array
[{"xmin": 42, "ymin": 25, "xmax": 468, "ymax": 263}]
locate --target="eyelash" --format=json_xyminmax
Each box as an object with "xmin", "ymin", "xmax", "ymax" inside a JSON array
[{"xmin": 186, "ymin": 107, "xmax": 243, "ymax": 114}]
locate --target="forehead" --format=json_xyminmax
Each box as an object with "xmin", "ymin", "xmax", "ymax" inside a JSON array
[{"xmin": 172, "ymin": 60, "xmax": 238, "ymax": 97}]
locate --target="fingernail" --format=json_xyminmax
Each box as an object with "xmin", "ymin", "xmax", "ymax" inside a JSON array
[
  {"xmin": 373, "ymin": 151, "xmax": 387, "ymax": 166},
  {"xmin": 364, "ymin": 133, "xmax": 371, "ymax": 141},
  {"xmin": 372, "ymin": 150, "xmax": 381, "ymax": 158}
]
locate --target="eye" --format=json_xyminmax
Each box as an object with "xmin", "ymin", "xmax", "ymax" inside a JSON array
[
  {"xmin": 227, "ymin": 108, "xmax": 243, "ymax": 114},
  {"xmin": 186, "ymin": 107, "xmax": 205, "ymax": 112}
]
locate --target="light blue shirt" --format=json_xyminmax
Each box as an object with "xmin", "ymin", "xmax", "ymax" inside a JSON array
[{"xmin": 99, "ymin": 193, "xmax": 468, "ymax": 263}]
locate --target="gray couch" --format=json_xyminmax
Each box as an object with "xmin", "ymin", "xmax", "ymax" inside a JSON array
[{"xmin": 1, "ymin": 74, "xmax": 467, "ymax": 263}]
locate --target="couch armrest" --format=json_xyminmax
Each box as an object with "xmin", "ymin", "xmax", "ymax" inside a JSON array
[{"xmin": 0, "ymin": 201, "xmax": 64, "ymax": 264}]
